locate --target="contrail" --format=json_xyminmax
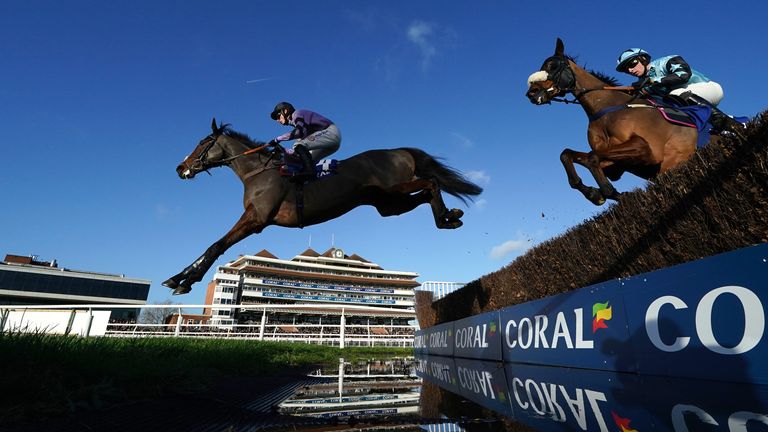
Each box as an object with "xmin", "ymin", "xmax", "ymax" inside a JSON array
[{"xmin": 246, "ymin": 77, "xmax": 274, "ymax": 84}]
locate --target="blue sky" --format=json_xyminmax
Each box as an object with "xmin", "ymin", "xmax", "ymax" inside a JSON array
[{"xmin": 2, "ymin": 1, "xmax": 766, "ymax": 306}]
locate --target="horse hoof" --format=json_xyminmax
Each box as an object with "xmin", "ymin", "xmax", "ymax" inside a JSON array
[
  {"xmin": 173, "ymin": 285, "xmax": 191, "ymax": 295},
  {"xmin": 448, "ymin": 209, "xmax": 464, "ymax": 219},
  {"xmin": 163, "ymin": 278, "xmax": 179, "ymax": 289},
  {"xmin": 438, "ymin": 219, "xmax": 463, "ymax": 229}
]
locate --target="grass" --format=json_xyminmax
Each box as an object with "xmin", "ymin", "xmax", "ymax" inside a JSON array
[{"xmin": 0, "ymin": 332, "xmax": 412, "ymax": 421}]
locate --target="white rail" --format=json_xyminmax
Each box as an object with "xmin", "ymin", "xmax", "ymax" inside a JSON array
[{"xmin": 0, "ymin": 304, "xmax": 416, "ymax": 348}]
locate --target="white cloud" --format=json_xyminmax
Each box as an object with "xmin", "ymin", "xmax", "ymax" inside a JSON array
[
  {"xmin": 490, "ymin": 238, "xmax": 530, "ymax": 259},
  {"xmin": 407, "ymin": 21, "xmax": 437, "ymax": 70},
  {"xmin": 451, "ymin": 132, "xmax": 474, "ymax": 148},
  {"xmin": 465, "ymin": 170, "xmax": 491, "ymax": 185}
]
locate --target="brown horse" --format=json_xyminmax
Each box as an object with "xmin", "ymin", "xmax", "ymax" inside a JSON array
[
  {"xmin": 525, "ymin": 38, "xmax": 715, "ymax": 205},
  {"xmin": 163, "ymin": 119, "xmax": 482, "ymax": 294}
]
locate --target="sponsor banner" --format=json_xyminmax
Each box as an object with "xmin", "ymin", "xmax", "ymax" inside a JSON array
[
  {"xmin": 453, "ymin": 311, "xmax": 503, "ymax": 361},
  {"xmin": 262, "ymin": 291, "xmax": 396, "ymax": 304},
  {"xmin": 499, "ymin": 280, "xmax": 634, "ymax": 371},
  {"xmin": 419, "ymin": 321, "xmax": 454, "ymax": 356},
  {"xmin": 622, "ymin": 243, "xmax": 768, "ymax": 384},
  {"xmin": 414, "ymin": 356, "xmax": 460, "ymax": 395},
  {"xmin": 454, "ymin": 358, "xmax": 514, "ymax": 418},
  {"xmin": 413, "ymin": 330, "xmax": 428, "ymax": 355},
  {"xmin": 262, "ymin": 278, "xmax": 395, "ymax": 294}
]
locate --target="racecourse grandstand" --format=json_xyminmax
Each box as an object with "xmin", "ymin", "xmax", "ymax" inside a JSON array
[{"xmin": 204, "ymin": 247, "xmax": 419, "ymax": 345}]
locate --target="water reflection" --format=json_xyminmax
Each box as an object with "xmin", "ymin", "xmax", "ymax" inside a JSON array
[
  {"xmin": 415, "ymin": 355, "xmax": 768, "ymax": 432},
  {"xmin": 279, "ymin": 357, "xmax": 421, "ymax": 418},
  {"xmin": 277, "ymin": 357, "xmax": 510, "ymax": 431}
]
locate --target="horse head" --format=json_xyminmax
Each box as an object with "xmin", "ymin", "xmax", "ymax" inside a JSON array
[
  {"xmin": 176, "ymin": 118, "xmax": 231, "ymax": 179},
  {"xmin": 526, "ymin": 38, "xmax": 576, "ymax": 105}
]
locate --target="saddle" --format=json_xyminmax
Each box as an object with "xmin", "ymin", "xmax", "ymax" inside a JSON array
[
  {"xmin": 278, "ymin": 152, "xmax": 339, "ymax": 182},
  {"xmin": 277, "ymin": 152, "xmax": 340, "ymax": 229}
]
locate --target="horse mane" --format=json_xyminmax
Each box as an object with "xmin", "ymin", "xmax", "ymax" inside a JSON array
[
  {"xmin": 565, "ymin": 53, "xmax": 621, "ymax": 87},
  {"xmin": 589, "ymin": 70, "xmax": 620, "ymax": 86},
  {"xmin": 220, "ymin": 125, "xmax": 266, "ymax": 147}
]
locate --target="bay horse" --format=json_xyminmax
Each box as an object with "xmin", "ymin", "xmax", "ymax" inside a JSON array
[
  {"xmin": 163, "ymin": 119, "xmax": 482, "ymax": 294},
  {"xmin": 525, "ymin": 38, "xmax": 715, "ymax": 205}
]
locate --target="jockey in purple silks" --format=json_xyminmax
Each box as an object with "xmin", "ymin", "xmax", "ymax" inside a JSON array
[{"xmin": 268, "ymin": 102, "xmax": 341, "ymax": 182}]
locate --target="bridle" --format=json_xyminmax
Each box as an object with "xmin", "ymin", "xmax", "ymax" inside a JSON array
[
  {"xmin": 183, "ymin": 133, "xmax": 222, "ymax": 176},
  {"xmin": 183, "ymin": 132, "xmax": 280, "ymax": 178},
  {"xmin": 534, "ymin": 56, "xmax": 642, "ymax": 105}
]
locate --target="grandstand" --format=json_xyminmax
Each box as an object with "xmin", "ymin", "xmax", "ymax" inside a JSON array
[{"xmin": 204, "ymin": 247, "xmax": 419, "ymax": 346}]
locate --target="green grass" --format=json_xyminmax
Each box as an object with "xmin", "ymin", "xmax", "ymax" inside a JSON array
[{"xmin": 0, "ymin": 332, "xmax": 412, "ymax": 421}]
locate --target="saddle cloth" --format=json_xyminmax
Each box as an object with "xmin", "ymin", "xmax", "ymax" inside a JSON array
[{"xmin": 279, "ymin": 158, "xmax": 339, "ymax": 180}]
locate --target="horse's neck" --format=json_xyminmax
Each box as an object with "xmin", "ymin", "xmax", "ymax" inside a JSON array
[
  {"xmin": 223, "ymin": 138, "xmax": 270, "ymax": 181},
  {"xmin": 571, "ymin": 63, "xmax": 630, "ymax": 115}
]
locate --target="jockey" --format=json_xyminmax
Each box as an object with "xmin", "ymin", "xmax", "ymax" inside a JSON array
[
  {"xmin": 616, "ymin": 48, "xmax": 740, "ymax": 133},
  {"xmin": 268, "ymin": 102, "xmax": 341, "ymax": 182}
]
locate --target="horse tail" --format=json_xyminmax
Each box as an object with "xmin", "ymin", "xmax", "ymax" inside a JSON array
[{"xmin": 402, "ymin": 147, "xmax": 483, "ymax": 205}]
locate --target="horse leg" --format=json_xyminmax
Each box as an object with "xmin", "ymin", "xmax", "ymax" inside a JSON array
[
  {"xmin": 163, "ymin": 209, "xmax": 265, "ymax": 295},
  {"xmin": 376, "ymin": 179, "xmax": 463, "ymax": 229},
  {"xmin": 585, "ymin": 152, "xmax": 621, "ymax": 201},
  {"xmin": 560, "ymin": 149, "xmax": 606, "ymax": 205}
]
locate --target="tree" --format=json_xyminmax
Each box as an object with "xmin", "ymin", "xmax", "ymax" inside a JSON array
[{"xmin": 139, "ymin": 300, "xmax": 184, "ymax": 324}]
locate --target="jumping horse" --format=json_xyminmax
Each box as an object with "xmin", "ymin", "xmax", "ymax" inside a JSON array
[
  {"xmin": 163, "ymin": 119, "xmax": 482, "ymax": 294},
  {"xmin": 526, "ymin": 38, "xmax": 718, "ymax": 205}
]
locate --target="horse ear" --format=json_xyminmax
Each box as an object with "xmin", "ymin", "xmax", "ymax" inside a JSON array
[
  {"xmin": 555, "ymin": 38, "xmax": 564, "ymax": 56},
  {"xmin": 211, "ymin": 117, "xmax": 217, "ymax": 133}
]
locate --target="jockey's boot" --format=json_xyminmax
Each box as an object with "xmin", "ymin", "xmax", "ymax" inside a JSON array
[
  {"xmin": 291, "ymin": 145, "xmax": 315, "ymax": 183},
  {"xmin": 680, "ymin": 91, "xmax": 744, "ymax": 136}
]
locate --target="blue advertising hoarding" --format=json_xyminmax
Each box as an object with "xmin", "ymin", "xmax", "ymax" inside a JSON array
[
  {"xmin": 424, "ymin": 244, "xmax": 767, "ymax": 384},
  {"xmin": 452, "ymin": 311, "xmax": 503, "ymax": 361},
  {"xmin": 499, "ymin": 279, "xmax": 634, "ymax": 371},
  {"xmin": 621, "ymin": 244, "xmax": 768, "ymax": 384},
  {"xmin": 415, "ymin": 321, "xmax": 455, "ymax": 356}
]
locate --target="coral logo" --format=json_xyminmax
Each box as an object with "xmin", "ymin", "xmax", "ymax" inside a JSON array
[
  {"xmin": 593, "ymin": 301, "xmax": 613, "ymax": 333},
  {"xmin": 455, "ymin": 320, "xmax": 496, "ymax": 349},
  {"xmin": 612, "ymin": 411, "xmax": 638, "ymax": 432}
]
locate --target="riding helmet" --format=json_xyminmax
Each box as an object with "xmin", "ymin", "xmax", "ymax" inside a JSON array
[
  {"xmin": 271, "ymin": 101, "xmax": 295, "ymax": 120},
  {"xmin": 616, "ymin": 48, "xmax": 651, "ymax": 72}
]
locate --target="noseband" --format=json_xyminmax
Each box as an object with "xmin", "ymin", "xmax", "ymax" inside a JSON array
[{"xmin": 184, "ymin": 133, "xmax": 223, "ymax": 175}]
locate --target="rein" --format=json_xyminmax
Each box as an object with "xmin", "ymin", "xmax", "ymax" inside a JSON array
[
  {"xmin": 217, "ymin": 143, "xmax": 273, "ymax": 164},
  {"xmin": 552, "ymin": 85, "xmax": 637, "ymax": 104}
]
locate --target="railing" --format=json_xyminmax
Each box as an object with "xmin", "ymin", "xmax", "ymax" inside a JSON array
[{"xmin": 0, "ymin": 303, "xmax": 416, "ymax": 348}]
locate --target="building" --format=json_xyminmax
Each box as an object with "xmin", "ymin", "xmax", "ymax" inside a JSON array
[
  {"xmin": 0, "ymin": 254, "xmax": 150, "ymax": 321},
  {"xmin": 416, "ymin": 281, "xmax": 466, "ymax": 301},
  {"xmin": 204, "ymin": 247, "xmax": 419, "ymax": 345}
]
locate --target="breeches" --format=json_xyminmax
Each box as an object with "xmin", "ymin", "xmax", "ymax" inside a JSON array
[
  {"xmin": 670, "ymin": 81, "xmax": 724, "ymax": 106},
  {"xmin": 294, "ymin": 124, "xmax": 342, "ymax": 161}
]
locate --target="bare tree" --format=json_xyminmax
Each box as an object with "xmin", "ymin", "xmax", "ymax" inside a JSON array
[{"xmin": 139, "ymin": 300, "xmax": 184, "ymax": 324}]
